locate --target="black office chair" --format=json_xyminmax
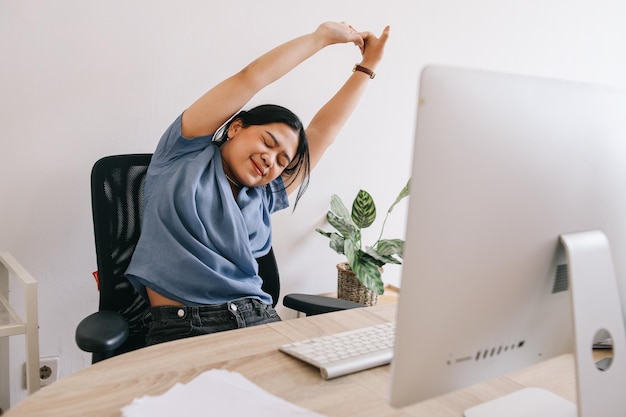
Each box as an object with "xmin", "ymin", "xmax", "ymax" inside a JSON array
[{"xmin": 75, "ymin": 154, "xmax": 363, "ymax": 363}]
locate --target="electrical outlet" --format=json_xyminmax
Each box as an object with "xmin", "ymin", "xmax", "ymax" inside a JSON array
[
  {"xmin": 23, "ymin": 356, "xmax": 60, "ymax": 389},
  {"xmin": 39, "ymin": 357, "xmax": 60, "ymax": 387}
]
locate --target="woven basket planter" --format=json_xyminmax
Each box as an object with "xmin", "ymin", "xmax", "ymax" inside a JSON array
[{"xmin": 336, "ymin": 262, "xmax": 379, "ymax": 306}]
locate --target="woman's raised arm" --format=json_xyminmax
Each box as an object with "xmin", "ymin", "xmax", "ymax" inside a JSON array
[
  {"xmin": 284, "ymin": 25, "xmax": 390, "ymax": 195},
  {"xmin": 181, "ymin": 22, "xmax": 366, "ymax": 139}
]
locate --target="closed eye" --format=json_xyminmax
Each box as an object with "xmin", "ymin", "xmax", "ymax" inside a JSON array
[
  {"xmin": 277, "ymin": 156, "xmax": 289, "ymax": 168},
  {"xmin": 264, "ymin": 131, "xmax": 292, "ymax": 168}
]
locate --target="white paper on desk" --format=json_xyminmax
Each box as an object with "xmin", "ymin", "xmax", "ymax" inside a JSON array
[{"xmin": 121, "ymin": 369, "xmax": 326, "ymax": 417}]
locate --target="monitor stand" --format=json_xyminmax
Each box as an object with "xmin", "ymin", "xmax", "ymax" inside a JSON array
[{"xmin": 465, "ymin": 230, "xmax": 626, "ymax": 417}]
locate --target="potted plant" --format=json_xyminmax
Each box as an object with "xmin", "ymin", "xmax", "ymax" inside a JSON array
[{"xmin": 316, "ymin": 180, "xmax": 410, "ymax": 305}]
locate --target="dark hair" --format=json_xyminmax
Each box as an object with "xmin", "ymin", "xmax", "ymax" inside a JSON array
[{"xmin": 214, "ymin": 104, "xmax": 311, "ymax": 208}]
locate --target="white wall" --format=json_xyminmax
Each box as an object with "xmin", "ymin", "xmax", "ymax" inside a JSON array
[{"xmin": 2, "ymin": 0, "xmax": 625, "ymax": 408}]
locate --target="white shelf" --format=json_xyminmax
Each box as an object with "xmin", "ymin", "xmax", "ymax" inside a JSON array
[{"xmin": 0, "ymin": 252, "xmax": 40, "ymax": 397}]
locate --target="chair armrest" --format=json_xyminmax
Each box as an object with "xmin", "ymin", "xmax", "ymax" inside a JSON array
[
  {"xmin": 75, "ymin": 311, "xmax": 129, "ymax": 353},
  {"xmin": 283, "ymin": 293, "xmax": 365, "ymax": 316}
]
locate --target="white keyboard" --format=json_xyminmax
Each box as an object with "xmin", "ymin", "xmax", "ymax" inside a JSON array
[{"xmin": 279, "ymin": 322, "xmax": 395, "ymax": 379}]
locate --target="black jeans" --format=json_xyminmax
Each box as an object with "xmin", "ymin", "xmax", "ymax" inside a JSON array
[{"xmin": 145, "ymin": 298, "xmax": 281, "ymax": 346}]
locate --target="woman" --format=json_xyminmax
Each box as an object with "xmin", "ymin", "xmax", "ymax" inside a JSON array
[{"xmin": 126, "ymin": 21, "xmax": 389, "ymax": 345}]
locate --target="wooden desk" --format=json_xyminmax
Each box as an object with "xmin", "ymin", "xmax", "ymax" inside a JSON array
[{"xmin": 5, "ymin": 304, "xmax": 579, "ymax": 417}]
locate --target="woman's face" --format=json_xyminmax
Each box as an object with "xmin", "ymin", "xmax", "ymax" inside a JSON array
[{"xmin": 221, "ymin": 120, "xmax": 299, "ymax": 188}]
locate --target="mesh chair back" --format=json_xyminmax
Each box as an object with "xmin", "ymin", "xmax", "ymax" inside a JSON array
[{"xmin": 91, "ymin": 154, "xmax": 152, "ymax": 355}]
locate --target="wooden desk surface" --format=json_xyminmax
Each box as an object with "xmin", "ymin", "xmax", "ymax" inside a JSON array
[{"xmin": 5, "ymin": 304, "xmax": 579, "ymax": 417}]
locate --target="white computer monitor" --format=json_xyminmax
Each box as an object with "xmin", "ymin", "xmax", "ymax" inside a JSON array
[{"xmin": 389, "ymin": 66, "xmax": 626, "ymax": 416}]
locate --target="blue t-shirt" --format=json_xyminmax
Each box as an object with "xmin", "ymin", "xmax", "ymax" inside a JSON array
[{"xmin": 126, "ymin": 114, "xmax": 289, "ymax": 305}]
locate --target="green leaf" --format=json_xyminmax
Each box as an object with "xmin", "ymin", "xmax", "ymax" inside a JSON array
[
  {"xmin": 364, "ymin": 247, "xmax": 401, "ymax": 265},
  {"xmin": 345, "ymin": 241, "xmax": 385, "ymax": 295},
  {"xmin": 325, "ymin": 194, "xmax": 359, "ymax": 240},
  {"xmin": 330, "ymin": 194, "xmax": 351, "ymax": 220},
  {"xmin": 327, "ymin": 212, "xmax": 359, "ymax": 241},
  {"xmin": 375, "ymin": 239, "xmax": 404, "ymax": 258},
  {"xmin": 344, "ymin": 240, "xmax": 358, "ymax": 272},
  {"xmin": 387, "ymin": 179, "xmax": 411, "ymax": 214},
  {"xmin": 315, "ymin": 228, "xmax": 332, "ymax": 238},
  {"xmin": 315, "ymin": 228, "xmax": 347, "ymax": 256},
  {"xmin": 352, "ymin": 189, "xmax": 376, "ymax": 229},
  {"xmin": 352, "ymin": 258, "xmax": 385, "ymax": 295},
  {"xmin": 329, "ymin": 233, "xmax": 346, "ymax": 255}
]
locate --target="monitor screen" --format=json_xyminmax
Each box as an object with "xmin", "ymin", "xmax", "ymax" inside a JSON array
[{"xmin": 389, "ymin": 65, "xmax": 626, "ymax": 415}]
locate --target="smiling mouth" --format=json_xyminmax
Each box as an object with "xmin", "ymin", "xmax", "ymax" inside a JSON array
[{"xmin": 251, "ymin": 159, "xmax": 264, "ymax": 176}]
